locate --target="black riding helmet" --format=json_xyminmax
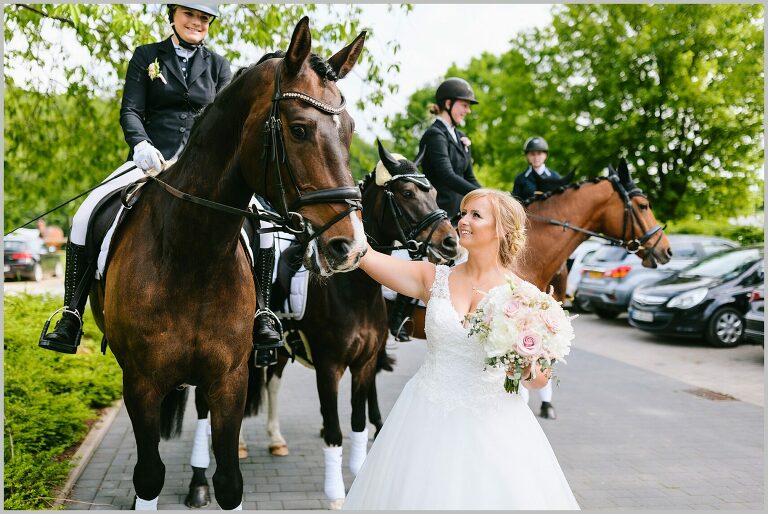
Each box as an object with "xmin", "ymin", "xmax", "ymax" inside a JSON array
[
  {"xmin": 524, "ymin": 136, "xmax": 549, "ymax": 153},
  {"xmin": 435, "ymin": 77, "xmax": 478, "ymax": 126},
  {"xmin": 167, "ymin": 3, "xmax": 219, "ymax": 49}
]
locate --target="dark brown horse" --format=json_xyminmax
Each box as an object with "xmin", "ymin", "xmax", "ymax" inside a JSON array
[
  {"xmin": 237, "ymin": 142, "xmax": 459, "ymax": 508},
  {"xmin": 396, "ymin": 159, "xmax": 672, "ymax": 338},
  {"xmin": 89, "ymin": 18, "xmax": 368, "ymax": 510}
]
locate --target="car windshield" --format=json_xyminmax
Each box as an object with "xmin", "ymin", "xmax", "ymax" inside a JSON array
[
  {"xmin": 679, "ymin": 248, "xmax": 762, "ymax": 280},
  {"xmin": 590, "ymin": 246, "xmax": 628, "ymax": 262},
  {"xmin": 4, "ymin": 240, "xmax": 28, "ymax": 252}
]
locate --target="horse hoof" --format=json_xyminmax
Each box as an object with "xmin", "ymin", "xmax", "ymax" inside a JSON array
[
  {"xmin": 184, "ymin": 485, "xmax": 211, "ymax": 509},
  {"xmin": 329, "ymin": 499, "xmax": 345, "ymax": 510},
  {"xmin": 238, "ymin": 445, "xmax": 249, "ymax": 459},
  {"xmin": 269, "ymin": 444, "xmax": 289, "ymax": 456}
]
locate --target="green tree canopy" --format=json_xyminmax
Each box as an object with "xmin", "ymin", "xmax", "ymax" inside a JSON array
[{"xmin": 389, "ymin": 4, "xmax": 764, "ymax": 222}]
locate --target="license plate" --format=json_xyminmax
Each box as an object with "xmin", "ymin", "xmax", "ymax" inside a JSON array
[
  {"xmin": 632, "ymin": 310, "xmax": 654, "ymax": 322},
  {"xmin": 588, "ymin": 270, "xmax": 604, "ymax": 279},
  {"xmin": 3, "ymin": 265, "xmax": 9, "ymax": 272}
]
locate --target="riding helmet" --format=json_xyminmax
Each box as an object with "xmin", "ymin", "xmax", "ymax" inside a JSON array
[
  {"xmin": 435, "ymin": 77, "xmax": 479, "ymax": 106},
  {"xmin": 524, "ymin": 136, "xmax": 548, "ymax": 153},
  {"xmin": 167, "ymin": 3, "xmax": 219, "ymax": 23}
]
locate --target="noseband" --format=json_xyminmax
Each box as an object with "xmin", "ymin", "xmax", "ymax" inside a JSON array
[
  {"xmin": 366, "ymin": 174, "xmax": 449, "ymax": 260},
  {"xmin": 526, "ymin": 176, "xmax": 665, "ymax": 254}
]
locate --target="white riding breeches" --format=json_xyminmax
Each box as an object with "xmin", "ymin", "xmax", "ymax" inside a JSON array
[{"xmin": 69, "ymin": 161, "xmax": 145, "ymax": 245}]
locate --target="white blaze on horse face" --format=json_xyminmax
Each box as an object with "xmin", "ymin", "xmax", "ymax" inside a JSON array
[{"xmin": 332, "ymin": 114, "xmax": 341, "ymax": 135}]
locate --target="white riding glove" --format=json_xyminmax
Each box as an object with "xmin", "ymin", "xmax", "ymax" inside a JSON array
[{"xmin": 133, "ymin": 140, "xmax": 165, "ymax": 173}]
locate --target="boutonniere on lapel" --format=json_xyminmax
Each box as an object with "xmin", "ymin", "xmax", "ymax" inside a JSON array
[
  {"xmin": 460, "ymin": 136, "xmax": 471, "ymax": 152},
  {"xmin": 147, "ymin": 58, "xmax": 167, "ymax": 84}
]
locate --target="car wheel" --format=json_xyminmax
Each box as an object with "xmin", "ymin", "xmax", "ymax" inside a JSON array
[
  {"xmin": 573, "ymin": 296, "xmax": 593, "ymax": 313},
  {"xmin": 594, "ymin": 308, "xmax": 620, "ymax": 320},
  {"xmin": 705, "ymin": 306, "xmax": 744, "ymax": 348},
  {"xmin": 53, "ymin": 261, "xmax": 64, "ymax": 277},
  {"xmin": 32, "ymin": 263, "xmax": 44, "ymax": 282}
]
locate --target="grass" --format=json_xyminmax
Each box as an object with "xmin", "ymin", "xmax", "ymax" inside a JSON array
[{"xmin": 3, "ymin": 293, "xmax": 123, "ymax": 510}]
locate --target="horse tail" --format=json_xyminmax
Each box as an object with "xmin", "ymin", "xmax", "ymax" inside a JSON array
[
  {"xmin": 160, "ymin": 386, "xmax": 189, "ymax": 439},
  {"xmin": 243, "ymin": 351, "xmax": 264, "ymax": 417},
  {"xmin": 376, "ymin": 344, "xmax": 396, "ymax": 373}
]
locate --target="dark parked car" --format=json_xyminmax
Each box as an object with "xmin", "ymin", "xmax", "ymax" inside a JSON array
[
  {"xmin": 743, "ymin": 288, "xmax": 764, "ymax": 346},
  {"xmin": 576, "ymin": 235, "xmax": 738, "ymax": 319},
  {"xmin": 4, "ymin": 234, "xmax": 63, "ymax": 281},
  {"xmin": 628, "ymin": 246, "xmax": 764, "ymax": 347}
]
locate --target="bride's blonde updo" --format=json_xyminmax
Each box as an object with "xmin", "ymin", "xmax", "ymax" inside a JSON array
[{"xmin": 460, "ymin": 189, "xmax": 527, "ymax": 268}]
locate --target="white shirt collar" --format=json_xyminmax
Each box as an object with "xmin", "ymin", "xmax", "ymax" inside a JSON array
[
  {"xmin": 172, "ymin": 40, "xmax": 197, "ymax": 59},
  {"xmin": 532, "ymin": 165, "xmax": 549, "ymax": 177},
  {"xmin": 436, "ymin": 117, "xmax": 458, "ymax": 143}
]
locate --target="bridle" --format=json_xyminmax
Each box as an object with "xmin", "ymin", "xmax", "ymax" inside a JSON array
[
  {"xmin": 134, "ymin": 58, "xmax": 362, "ymax": 246},
  {"xmin": 364, "ymin": 174, "xmax": 449, "ymax": 260},
  {"xmin": 526, "ymin": 175, "xmax": 666, "ymax": 254}
]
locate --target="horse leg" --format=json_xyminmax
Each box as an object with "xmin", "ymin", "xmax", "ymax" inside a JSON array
[
  {"xmin": 349, "ymin": 364, "xmax": 372, "ymax": 476},
  {"xmin": 367, "ymin": 376, "xmax": 384, "ymax": 438},
  {"xmin": 185, "ymin": 388, "xmax": 211, "ymax": 508},
  {"xmin": 208, "ymin": 371, "xmax": 248, "ymax": 510},
  {"xmin": 316, "ymin": 364, "xmax": 345, "ymax": 508},
  {"xmin": 123, "ymin": 379, "xmax": 165, "ymax": 510},
  {"xmin": 549, "ymin": 262, "xmax": 568, "ymax": 303},
  {"xmin": 266, "ymin": 359, "xmax": 289, "ymax": 456}
]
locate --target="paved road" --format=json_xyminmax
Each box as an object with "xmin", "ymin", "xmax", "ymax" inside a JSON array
[{"xmin": 62, "ymin": 311, "xmax": 763, "ymax": 510}]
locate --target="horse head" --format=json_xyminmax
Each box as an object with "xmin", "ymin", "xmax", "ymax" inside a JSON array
[
  {"xmin": 605, "ymin": 158, "xmax": 672, "ymax": 268},
  {"xmin": 238, "ymin": 17, "xmax": 368, "ymax": 276},
  {"xmin": 360, "ymin": 140, "xmax": 458, "ymax": 264}
]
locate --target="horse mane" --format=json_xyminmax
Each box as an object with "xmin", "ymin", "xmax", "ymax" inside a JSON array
[
  {"xmin": 521, "ymin": 176, "xmax": 613, "ymax": 207},
  {"xmin": 189, "ymin": 50, "xmax": 339, "ymax": 136}
]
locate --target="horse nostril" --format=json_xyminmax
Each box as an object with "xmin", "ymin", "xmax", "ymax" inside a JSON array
[
  {"xmin": 327, "ymin": 237, "xmax": 352, "ymax": 261},
  {"xmin": 442, "ymin": 236, "xmax": 458, "ymax": 250}
]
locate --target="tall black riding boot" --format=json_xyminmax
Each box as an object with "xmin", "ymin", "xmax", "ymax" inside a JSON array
[
  {"xmin": 253, "ymin": 246, "xmax": 283, "ymax": 368},
  {"xmin": 39, "ymin": 242, "xmax": 91, "ymax": 354},
  {"xmin": 389, "ymin": 293, "xmax": 416, "ymax": 342}
]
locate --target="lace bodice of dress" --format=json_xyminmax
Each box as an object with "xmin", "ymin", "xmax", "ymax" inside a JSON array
[{"xmin": 413, "ymin": 264, "xmax": 511, "ymax": 411}]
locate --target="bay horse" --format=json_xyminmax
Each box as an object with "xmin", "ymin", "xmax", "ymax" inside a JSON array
[
  {"xmin": 236, "ymin": 141, "xmax": 459, "ymax": 508},
  {"xmin": 89, "ymin": 18, "xmax": 368, "ymax": 510},
  {"xmin": 398, "ymin": 158, "xmax": 672, "ymax": 338}
]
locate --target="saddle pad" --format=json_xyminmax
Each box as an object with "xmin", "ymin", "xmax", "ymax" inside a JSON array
[
  {"xmin": 96, "ymin": 205, "xmax": 125, "ymax": 279},
  {"xmin": 278, "ymin": 264, "xmax": 309, "ymax": 320},
  {"xmin": 282, "ymin": 328, "xmax": 314, "ymax": 370}
]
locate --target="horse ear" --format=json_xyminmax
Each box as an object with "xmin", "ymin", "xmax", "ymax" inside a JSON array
[
  {"xmin": 285, "ymin": 16, "xmax": 312, "ymax": 76},
  {"xmin": 413, "ymin": 146, "xmax": 426, "ymax": 168},
  {"xmin": 607, "ymin": 163, "xmax": 617, "ymax": 176},
  {"xmin": 374, "ymin": 139, "xmax": 394, "ymax": 185},
  {"xmin": 618, "ymin": 158, "xmax": 631, "ymax": 184},
  {"xmin": 377, "ymin": 139, "xmax": 400, "ymax": 174},
  {"xmin": 328, "ymin": 30, "xmax": 367, "ymax": 80}
]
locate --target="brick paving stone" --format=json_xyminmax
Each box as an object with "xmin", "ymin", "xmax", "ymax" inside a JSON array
[{"xmin": 65, "ymin": 328, "xmax": 763, "ymax": 510}]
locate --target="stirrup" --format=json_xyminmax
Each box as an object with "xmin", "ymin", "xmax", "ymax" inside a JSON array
[
  {"xmin": 255, "ymin": 309, "xmax": 283, "ymax": 334},
  {"xmin": 39, "ymin": 307, "xmax": 83, "ymax": 340}
]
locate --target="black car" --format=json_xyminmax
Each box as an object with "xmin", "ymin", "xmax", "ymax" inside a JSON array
[
  {"xmin": 4, "ymin": 234, "xmax": 63, "ymax": 281},
  {"xmin": 743, "ymin": 288, "xmax": 764, "ymax": 346},
  {"xmin": 628, "ymin": 246, "xmax": 764, "ymax": 347}
]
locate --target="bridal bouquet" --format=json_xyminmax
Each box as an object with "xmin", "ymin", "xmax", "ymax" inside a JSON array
[{"xmin": 466, "ymin": 276, "xmax": 575, "ymax": 394}]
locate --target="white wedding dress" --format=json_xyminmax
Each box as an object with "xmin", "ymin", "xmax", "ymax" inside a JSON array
[{"xmin": 343, "ymin": 265, "xmax": 579, "ymax": 510}]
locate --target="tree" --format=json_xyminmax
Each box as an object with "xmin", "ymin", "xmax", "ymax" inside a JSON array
[
  {"xmin": 3, "ymin": 3, "xmax": 409, "ymax": 233},
  {"xmin": 388, "ymin": 4, "xmax": 764, "ymax": 221}
]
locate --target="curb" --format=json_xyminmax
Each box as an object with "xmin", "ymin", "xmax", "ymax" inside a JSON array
[{"xmin": 53, "ymin": 398, "xmax": 124, "ymax": 508}]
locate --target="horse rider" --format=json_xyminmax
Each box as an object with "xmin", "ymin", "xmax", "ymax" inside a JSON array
[
  {"xmin": 388, "ymin": 77, "xmax": 482, "ymax": 342},
  {"xmin": 511, "ymin": 136, "xmax": 563, "ymax": 201},
  {"xmin": 512, "ymin": 135, "xmax": 561, "ymax": 420},
  {"xmin": 39, "ymin": 5, "xmax": 281, "ymax": 365}
]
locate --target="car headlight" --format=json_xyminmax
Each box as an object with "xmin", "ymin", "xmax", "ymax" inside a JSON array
[{"xmin": 667, "ymin": 288, "xmax": 708, "ymax": 309}]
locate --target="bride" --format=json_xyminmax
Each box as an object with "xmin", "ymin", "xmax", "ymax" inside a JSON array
[{"xmin": 343, "ymin": 189, "xmax": 579, "ymax": 510}]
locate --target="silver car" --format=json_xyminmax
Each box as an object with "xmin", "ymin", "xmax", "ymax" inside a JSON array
[{"xmin": 575, "ymin": 234, "xmax": 738, "ymax": 319}]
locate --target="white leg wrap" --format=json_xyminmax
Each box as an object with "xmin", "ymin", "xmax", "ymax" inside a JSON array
[
  {"xmin": 348, "ymin": 428, "xmax": 368, "ymax": 476},
  {"xmin": 190, "ymin": 418, "xmax": 211, "ymax": 468},
  {"xmin": 540, "ymin": 380, "xmax": 553, "ymax": 402},
  {"xmin": 267, "ymin": 375, "xmax": 287, "ymax": 447},
  {"xmin": 323, "ymin": 445, "xmax": 345, "ymax": 500},
  {"xmin": 134, "ymin": 495, "xmax": 159, "ymax": 510}
]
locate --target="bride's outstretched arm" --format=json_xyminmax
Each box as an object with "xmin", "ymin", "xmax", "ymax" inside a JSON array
[{"xmin": 359, "ymin": 244, "xmax": 435, "ymax": 303}]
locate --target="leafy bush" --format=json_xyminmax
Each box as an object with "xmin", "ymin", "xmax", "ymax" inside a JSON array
[
  {"xmin": 666, "ymin": 217, "xmax": 764, "ymax": 246},
  {"xmin": 4, "ymin": 294, "xmax": 123, "ymax": 510}
]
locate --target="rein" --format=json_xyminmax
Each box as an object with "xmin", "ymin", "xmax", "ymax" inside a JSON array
[
  {"xmin": 145, "ymin": 58, "xmax": 362, "ymax": 243},
  {"xmin": 365, "ymin": 174, "xmax": 449, "ymax": 259},
  {"xmin": 526, "ymin": 175, "xmax": 665, "ymax": 253}
]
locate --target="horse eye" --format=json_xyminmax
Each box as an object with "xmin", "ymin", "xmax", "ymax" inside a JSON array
[
  {"xmin": 290, "ymin": 125, "xmax": 306, "ymax": 139},
  {"xmin": 639, "ymin": 203, "xmax": 649, "ymax": 210},
  {"xmin": 401, "ymin": 190, "xmax": 414, "ymax": 199}
]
